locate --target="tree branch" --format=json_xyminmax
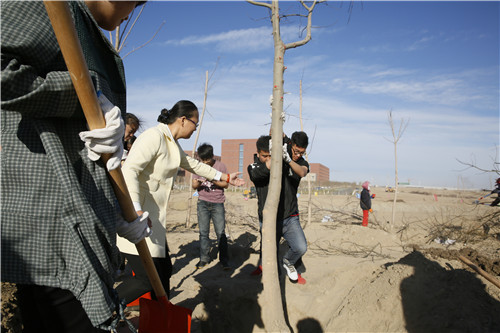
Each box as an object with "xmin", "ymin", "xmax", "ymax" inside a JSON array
[
  {"xmin": 284, "ymin": 0, "xmax": 321, "ymax": 49},
  {"xmin": 246, "ymin": 0, "xmax": 272, "ymax": 9},
  {"xmin": 118, "ymin": 3, "xmax": 147, "ymax": 52},
  {"xmin": 122, "ymin": 21, "xmax": 165, "ymax": 59}
]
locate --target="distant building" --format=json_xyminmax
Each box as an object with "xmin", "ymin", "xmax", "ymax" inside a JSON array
[
  {"xmin": 221, "ymin": 139, "xmax": 258, "ymax": 186},
  {"xmin": 308, "ymin": 163, "xmax": 330, "ymax": 183},
  {"xmin": 178, "ymin": 139, "xmax": 330, "ymax": 186}
]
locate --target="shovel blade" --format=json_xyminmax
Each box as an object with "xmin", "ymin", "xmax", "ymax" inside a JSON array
[{"xmin": 138, "ymin": 296, "xmax": 192, "ymax": 333}]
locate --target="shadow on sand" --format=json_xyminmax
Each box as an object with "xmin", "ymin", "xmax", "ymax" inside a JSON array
[
  {"xmin": 179, "ymin": 232, "xmax": 264, "ymax": 333},
  {"xmin": 392, "ymin": 250, "xmax": 500, "ymax": 332}
]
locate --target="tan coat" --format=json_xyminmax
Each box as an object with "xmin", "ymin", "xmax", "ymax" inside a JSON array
[{"xmin": 117, "ymin": 123, "xmax": 216, "ymax": 257}]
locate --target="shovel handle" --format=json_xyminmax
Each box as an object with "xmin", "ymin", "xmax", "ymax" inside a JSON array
[
  {"xmin": 459, "ymin": 255, "xmax": 500, "ymax": 290},
  {"xmin": 43, "ymin": 1, "xmax": 166, "ymax": 300}
]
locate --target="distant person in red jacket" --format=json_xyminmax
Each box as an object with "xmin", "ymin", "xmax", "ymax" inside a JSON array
[{"xmin": 360, "ymin": 181, "xmax": 375, "ymax": 226}]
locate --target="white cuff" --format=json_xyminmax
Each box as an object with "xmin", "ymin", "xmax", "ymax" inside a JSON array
[
  {"xmin": 133, "ymin": 201, "xmax": 142, "ymax": 211},
  {"xmin": 213, "ymin": 171, "xmax": 222, "ymax": 181}
]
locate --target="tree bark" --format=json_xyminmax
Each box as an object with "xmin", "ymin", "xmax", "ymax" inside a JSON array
[
  {"xmin": 247, "ymin": 1, "xmax": 320, "ymax": 331},
  {"xmin": 260, "ymin": 2, "xmax": 288, "ymax": 331},
  {"xmin": 387, "ymin": 110, "xmax": 408, "ymax": 234}
]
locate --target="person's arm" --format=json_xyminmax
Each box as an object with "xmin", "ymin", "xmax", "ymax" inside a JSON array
[
  {"xmin": 212, "ymin": 179, "xmax": 229, "ymax": 189},
  {"xmin": 192, "ymin": 178, "xmax": 203, "ymax": 190},
  {"xmin": 192, "ymin": 175, "xmax": 227, "ymax": 189},
  {"xmin": 181, "ymin": 152, "xmax": 243, "ymax": 186},
  {"xmin": 287, "ymin": 160, "xmax": 309, "ymax": 178}
]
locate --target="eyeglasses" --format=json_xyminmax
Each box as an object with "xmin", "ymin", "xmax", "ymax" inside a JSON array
[
  {"xmin": 185, "ymin": 117, "xmax": 199, "ymax": 128},
  {"xmin": 292, "ymin": 147, "xmax": 306, "ymax": 156}
]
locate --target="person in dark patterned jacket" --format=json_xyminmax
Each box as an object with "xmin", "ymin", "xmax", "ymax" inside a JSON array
[
  {"xmin": 360, "ymin": 181, "xmax": 374, "ymax": 226},
  {"xmin": 1, "ymin": 1, "xmax": 149, "ymax": 332}
]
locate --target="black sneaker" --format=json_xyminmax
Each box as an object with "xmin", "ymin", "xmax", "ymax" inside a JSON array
[
  {"xmin": 283, "ymin": 262, "xmax": 298, "ymax": 281},
  {"xmin": 196, "ymin": 261, "xmax": 208, "ymax": 269}
]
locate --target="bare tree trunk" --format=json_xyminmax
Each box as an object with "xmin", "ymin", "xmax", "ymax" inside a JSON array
[
  {"xmin": 260, "ymin": 2, "xmax": 288, "ymax": 331},
  {"xmin": 247, "ymin": 0, "xmax": 320, "ymax": 330},
  {"xmin": 387, "ymin": 110, "xmax": 408, "ymax": 234},
  {"xmin": 392, "ymin": 137, "xmax": 398, "ymax": 234},
  {"xmin": 299, "ymin": 79, "xmax": 312, "ymax": 229},
  {"xmin": 114, "ymin": 27, "xmax": 119, "ymax": 50},
  {"xmin": 186, "ymin": 71, "xmax": 209, "ymax": 228}
]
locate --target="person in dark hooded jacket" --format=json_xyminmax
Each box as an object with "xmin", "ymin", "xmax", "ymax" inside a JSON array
[{"xmin": 360, "ymin": 181, "xmax": 374, "ymax": 226}]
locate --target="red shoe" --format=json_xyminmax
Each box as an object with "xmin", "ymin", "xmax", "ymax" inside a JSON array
[
  {"xmin": 297, "ymin": 273, "xmax": 306, "ymax": 285},
  {"xmin": 251, "ymin": 265, "xmax": 262, "ymax": 276}
]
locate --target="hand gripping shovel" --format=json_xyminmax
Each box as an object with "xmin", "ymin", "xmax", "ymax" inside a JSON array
[{"xmin": 43, "ymin": 2, "xmax": 192, "ymax": 332}]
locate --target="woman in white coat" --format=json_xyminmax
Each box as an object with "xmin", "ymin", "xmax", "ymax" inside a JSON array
[{"xmin": 116, "ymin": 100, "xmax": 243, "ymax": 303}]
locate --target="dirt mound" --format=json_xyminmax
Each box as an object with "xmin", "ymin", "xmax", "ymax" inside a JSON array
[{"xmin": 418, "ymin": 246, "xmax": 500, "ymax": 276}]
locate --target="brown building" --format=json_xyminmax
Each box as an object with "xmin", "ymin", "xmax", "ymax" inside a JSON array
[
  {"xmin": 221, "ymin": 138, "xmax": 258, "ymax": 186},
  {"xmin": 307, "ymin": 163, "xmax": 330, "ymax": 183},
  {"xmin": 178, "ymin": 140, "xmax": 330, "ymax": 187},
  {"xmin": 221, "ymin": 138, "xmax": 330, "ymax": 186}
]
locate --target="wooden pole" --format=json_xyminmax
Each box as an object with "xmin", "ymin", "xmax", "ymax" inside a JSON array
[
  {"xmin": 459, "ymin": 255, "xmax": 500, "ymax": 290},
  {"xmin": 186, "ymin": 70, "xmax": 209, "ymax": 227}
]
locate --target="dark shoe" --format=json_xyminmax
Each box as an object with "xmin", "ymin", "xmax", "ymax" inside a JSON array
[
  {"xmin": 221, "ymin": 261, "xmax": 231, "ymax": 270},
  {"xmin": 196, "ymin": 261, "xmax": 208, "ymax": 269},
  {"xmin": 251, "ymin": 265, "xmax": 262, "ymax": 276}
]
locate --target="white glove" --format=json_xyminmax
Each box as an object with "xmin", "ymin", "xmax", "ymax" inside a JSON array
[
  {"xmin": 282, "ymin": 143, "xmax": 292, "ymax": 163},
  {"xmin": 116, "ymin": 211, "xmax": 152, "ymax": 244},
  {"xmin": 79, "ymin": 93, "xmax": 124, "ymax": 171}
]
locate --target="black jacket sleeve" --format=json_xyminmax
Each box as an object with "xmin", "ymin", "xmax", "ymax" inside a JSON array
[{"xmin": 248, "ymin": 159, "xmax": 270, "ymax": 185}]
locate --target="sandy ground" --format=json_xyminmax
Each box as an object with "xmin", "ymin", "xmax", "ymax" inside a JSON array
[{"xmin": 3, "ymin": 186, "xmax": 500, "ymax": 332}]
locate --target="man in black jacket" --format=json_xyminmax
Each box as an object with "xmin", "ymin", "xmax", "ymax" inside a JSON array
[{"xmin": 248, "ymin": 132, "xmax": 309, "ymax": 283}]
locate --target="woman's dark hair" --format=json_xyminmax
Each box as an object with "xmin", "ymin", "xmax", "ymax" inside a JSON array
[
  {"xmin": 125, "ymin": 113, "xmax": 141, "ymax": 129},
  {"xmin": 157, "ymin": 100, "xmax": 198, "ymax": 125},
  {"xmin": 197, "ymin": 143, "xmax": 214, "ymax": 161}
]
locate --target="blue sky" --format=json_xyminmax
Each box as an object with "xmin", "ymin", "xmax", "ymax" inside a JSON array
[{"xmin": 119, "ymin": 1, "xmax": 499, "ymax": 189}]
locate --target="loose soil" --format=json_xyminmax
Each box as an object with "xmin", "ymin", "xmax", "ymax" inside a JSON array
[{"xmin": 2, "ymin": 186, "xmax": 500, "ymax": 332}]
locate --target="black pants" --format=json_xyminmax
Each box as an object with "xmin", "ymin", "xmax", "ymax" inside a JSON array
[
  {"xmin": 116, "ymin": 253, "xmax": 172, "ymax": 304},
  {"xmin": 17, "ymin": 284, "xmax": 108, "ymax": 333}
]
